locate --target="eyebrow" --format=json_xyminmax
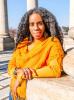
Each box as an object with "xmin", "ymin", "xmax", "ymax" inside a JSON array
[{"xmin": 29, "ymin": 21, "xmax": 43, "ymax": 24}]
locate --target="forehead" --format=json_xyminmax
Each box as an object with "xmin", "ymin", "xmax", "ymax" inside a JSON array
[{"xmin": 29, "ymin": 13, "xmax": 42, "ymax": 22}]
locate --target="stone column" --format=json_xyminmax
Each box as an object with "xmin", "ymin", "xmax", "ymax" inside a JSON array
[
  {"xmin": 0, "ymin": 0, "xmax": 14, "ymax": 51},
  {"xmin": 68, "ymin": 0, "xmax": 74, "ymax": 39},
  {"xmin": 0, "ymin": 0, "xmax": 8, "ymax": 36},
  {"xmin": 27, "ymin": 0, "xmax": 38, "ymax": 11}
]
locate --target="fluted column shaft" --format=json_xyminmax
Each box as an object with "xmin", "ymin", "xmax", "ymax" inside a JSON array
[
  {"xmin": 27, "ymin": 0, "xmax": 38, "ymax": 11},
  {"xmin": 0, "ymin": 0, "xmax": 9, "ymax": 36},
  {"xmin": 68, "ymin": 0, "xmax": 74, "ymax": 39}
]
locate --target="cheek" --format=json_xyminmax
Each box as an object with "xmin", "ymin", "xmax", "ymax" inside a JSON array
[
  {"xmin": 42, "ymin": 26, "xmax": 45, "ymax": 33},
  {"xmin": 29, "ymin": 27, "xmax": 32, "ymax": 33}
]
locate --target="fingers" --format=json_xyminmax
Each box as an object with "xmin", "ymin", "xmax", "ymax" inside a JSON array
[
  {"xmin": 13, "ymin": 90, "xmax": 17, "ymax": 99},
  {"xmin": 11, "ymin": 89, "xmax": 17, "ymax": 100},
  {"xmin": 15, "ymin": 68, "xmax": 38, "ymax": 80},
  {"xmin": 29, "ymin": 68, "xmax": 38, "ymax": 76},
  {"xmin": 24, "ymin": 68, "xmax": 32, "ymax": 80},
  {"xmin": 24, "ymin": 68, "xmax": 38, "ymax": 80},
  {"xmin": 16, "ymin": 69, "xmax": 24, "ymax": 75}
]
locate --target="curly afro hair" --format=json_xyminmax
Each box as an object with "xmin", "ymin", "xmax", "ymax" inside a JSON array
[{"xmin": 16, "ymin": 7, "xmax": 63, "ymax": 46}]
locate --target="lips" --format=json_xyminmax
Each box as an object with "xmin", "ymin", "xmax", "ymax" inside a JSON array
[
  {"xmin": 34, "ymin": 32, "xmax": 42, "ymax": 36},
  {"xmin": 32, "ymin": 31, "xmax": 43, "ymax": 38},
  {"xmin": 34, "ymin": 32, "xmax": 42, "ymax": 34},
  {"xmin": 34, "ymin": 33, "xmax": 42, "ymax": 38}
]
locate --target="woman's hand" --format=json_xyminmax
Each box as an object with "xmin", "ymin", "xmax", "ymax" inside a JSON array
[
  {"xmin": 14, "ymin": 67, "xmax": 37, "ymax": 80},
  {"xmin": 12, "ymin": 69, "xmax": 24, "ymax": 99},
  {"xmin": 16, "ymin": 68, "xmax": 24, "ymax": 76},
  {"xmin": 23, "ymin": 68, "xmax": 37, "ymax": 80},
  {"xmin": 12, "ymin": 79, "xmax": 20, "ymax": 99}
]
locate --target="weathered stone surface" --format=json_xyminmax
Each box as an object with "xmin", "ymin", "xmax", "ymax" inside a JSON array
[
  {"xmin": 63, "ymin": 36, "xmax": 74, "ymax": 51},
  {"xmin": 27, "ymin": 0, "xmax": 38, "ymax": 11},
  {"xmin": 68, "ymin": 28, "xmax": 74, "ymax": 39},
  {"xmin": 0, "ymin": 78, "xmax": 10, "ymax": 86},
  {"xmin": 0, "ymin": 0, "xmax": 9, "ymax": 35},
  {"xmin": 68, "ymin": 0, "xmax": 74, "ymax": 39},
  {"xmin": 0, "ymin": 36, "xmax": 15, "ymax": 51},
  {"xmin": 0, "ymin": 87, "xmax": 9, "ymax": 100},
  {"xmin": 26, "ymin": 75, "xmax": 74, "ymax": 100},
  {"xmin": 63, "ymin": 49, "xmax": 74, "ymax": 77}
]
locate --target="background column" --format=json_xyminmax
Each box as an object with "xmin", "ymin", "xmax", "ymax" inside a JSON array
[
  {"xmin": 68, "ymin": 0, "xmax": 74, "ymax": 39},
  {"xmin": 0, "ymin": 0, "xmax": 8, "ymax": 36},
  {"xmin": 27, "ymin": 0, "xmax": 38, "ymax": 11},
  {"xmin": 0, "ymin": 0, "xmax": 14, "ymax": 51}
]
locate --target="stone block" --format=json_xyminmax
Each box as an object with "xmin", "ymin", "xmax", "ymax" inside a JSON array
[
  {"xmin": 68, "ymin": 28, "xmax": 74, "ymax": 39},
  {"xmin": 0, "ymin": 36, "xmax": 15, "ymax": 51},
  {"xmin": 0, "ymin": 87, "xmax": 9, "ymax": 100},
  {"xmin": 0, "ymin": 78, "xmax": 10, "ymax": 86},
  {"xmin": 26, "ymin": 75, "xmax": 74, "ymax": 100},
  {"xmin": 63, "ymin": 49, "xmax": 74, "ymax": 77}
]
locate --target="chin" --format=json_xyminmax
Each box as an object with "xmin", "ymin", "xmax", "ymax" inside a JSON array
[
  {"xmin": 34, "ymin": 35, "xmax": 42, "ymax": 39},
  {"xmin": 34, "ymin": 37, "xmax": 42, "ymax": 40}
]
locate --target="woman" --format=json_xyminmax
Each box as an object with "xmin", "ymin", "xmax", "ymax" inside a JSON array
[{"xmin": 8, "ymin": 7, "xmax": 64, "ymax": 100}]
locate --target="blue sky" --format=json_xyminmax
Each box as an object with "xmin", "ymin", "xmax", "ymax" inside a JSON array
[{"xmin": 7, "ymin": 0, "xmax": 69, "ymax": 29}]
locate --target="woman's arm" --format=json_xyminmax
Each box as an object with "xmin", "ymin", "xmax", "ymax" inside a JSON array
[
  {"xmin": 8, "ymin": 50, "xmax": 17, "ymax": 76},
  {"xmin": 33, "ymin": 39, "xmax": 64, "ymax": 78}
]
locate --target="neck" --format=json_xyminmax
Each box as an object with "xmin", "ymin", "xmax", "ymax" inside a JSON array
[{"xmin": 33, "ymin": 37, "xmax": 45, "ymax": 43}]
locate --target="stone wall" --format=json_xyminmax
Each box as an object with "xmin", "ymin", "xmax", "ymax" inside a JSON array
[{"xmin": 26, "ymin": 76, "xmax": 74, "ymax": 100}]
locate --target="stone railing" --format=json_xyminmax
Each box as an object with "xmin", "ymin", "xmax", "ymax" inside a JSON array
[{"xmin": 26, "ymin": 75, "xmax": 74, "ymax": 100}]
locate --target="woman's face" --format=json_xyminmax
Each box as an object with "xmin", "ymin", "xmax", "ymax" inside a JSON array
[{"xmin": 29, "ymin": 13, "xmax": 45, "ymax": 40}]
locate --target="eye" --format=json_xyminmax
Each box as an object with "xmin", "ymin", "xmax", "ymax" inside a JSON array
[
  {"xmin": 38, "ymin": 21, "xmax": 44, "ymax": 25},
  {"xmin": 29, "ymin": 23, "xmax": 34, "ymax": 27}
]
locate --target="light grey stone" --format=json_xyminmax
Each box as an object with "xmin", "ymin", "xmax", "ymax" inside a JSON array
[
  {"xmin": 26, "ymin": 76, "xmax": 74, "ymax": 100},
  {"xmin": 63, "ymin": 36, "xmax": 74, "ymax": 51},
  {"xmin": 0, "ymin": 75, "xmax": 6, "ymax": 80},
  {"xmin": 0, "ymin": 78, "xmax": 10, "ymax": 86},
  {"xmin": 63, "ymin": 49, "xmax": 74, "ymax": 77},
  {"xmin": 0, "ymin": 87, "xmax": 9, "ymax": 100}
]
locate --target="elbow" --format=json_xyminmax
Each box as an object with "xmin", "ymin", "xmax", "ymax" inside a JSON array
[{"xmin": 55, "ymin": 70, "xmax": 61, "ymax": 78}]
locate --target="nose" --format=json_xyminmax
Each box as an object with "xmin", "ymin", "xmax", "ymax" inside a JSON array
[{"xmin": 34, "ymin": 24, "xmax": 39, "ymax": 30}]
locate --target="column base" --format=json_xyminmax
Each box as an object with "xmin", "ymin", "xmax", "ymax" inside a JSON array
[
  {"xmin": 68, "ymin": 27, "xmax": 74, "ymax": 39},
  {"xmin": 0, "ymin": 36, "xmax": 15, "ymax": 51}
]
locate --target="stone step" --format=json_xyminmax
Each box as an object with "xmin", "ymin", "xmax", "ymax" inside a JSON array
[
  {"xmin": 0, "ymin": 78, "xmax": 10, "ymax": 87},
  {"xmin": 0, "ymin": 87, "xmax": 9, "ymax": 100},
  {"xmin": 0, "ymin": 72, "xmax": 10, "ymax": 100}
]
